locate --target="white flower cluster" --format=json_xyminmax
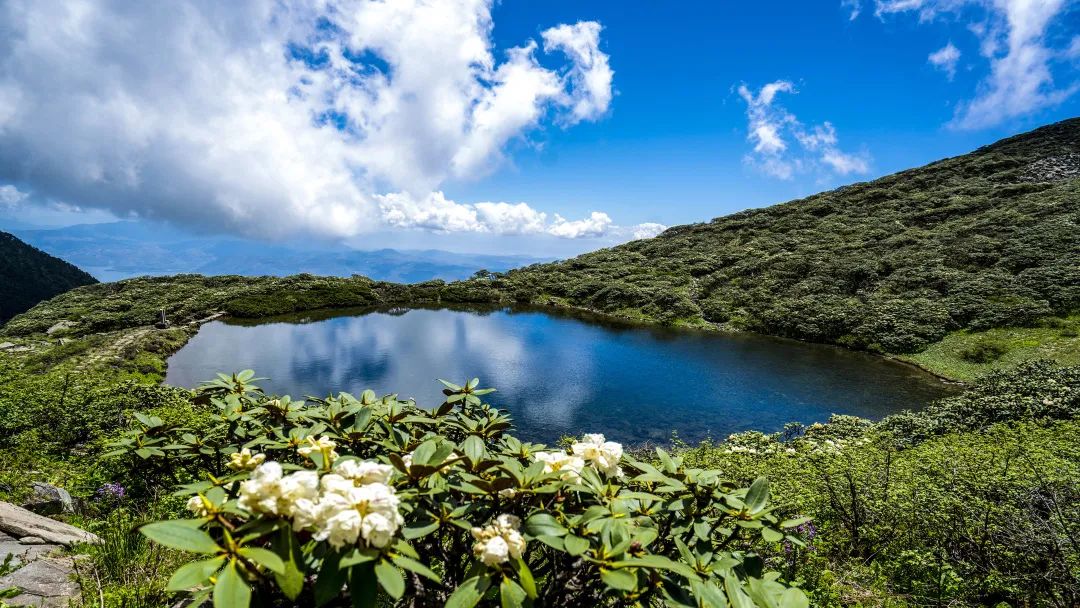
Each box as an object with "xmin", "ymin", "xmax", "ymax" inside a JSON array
[
  {"xmin": 571, "ymin": 433, "xmax": 624, "ymax": 476},
  {"xmin": 471, "ymin": 514, "xmax": 527, "ymax": 566},
  {"xmin": 227, "ymin": 447, "xmax": 266, "ymax": 471},
  {"xmin": 533, "ymin": 433, "xmax": 624, "ymax": 481},
  {"xmin": 236, "ymin": 459, "xmax": 404, "ymax": 550}
]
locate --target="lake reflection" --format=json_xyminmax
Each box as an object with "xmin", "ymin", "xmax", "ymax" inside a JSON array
[{"xmin": 165, "ymin": 306, "xmax": 956, "ymax": 444}]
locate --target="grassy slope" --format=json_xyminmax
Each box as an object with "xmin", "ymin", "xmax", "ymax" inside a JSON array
[
  {"xmin": 491, "ymin": 118, "xmax": 1080, "ymax": 376},
  {"xmin": 0, "ymin": 231, "xmax": 98, "ymax": 323}
]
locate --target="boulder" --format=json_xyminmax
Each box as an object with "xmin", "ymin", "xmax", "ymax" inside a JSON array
[
  {"xmin": 21, "ymin": 483, "xmax": 76, "ymax": 516},
  {"xmin": 0, "ymin": 502, "xmax": 99, "ymax": 547},
  {"xmin": 0, "ymin": 557, "xmax": 80, "ymax": 607}
]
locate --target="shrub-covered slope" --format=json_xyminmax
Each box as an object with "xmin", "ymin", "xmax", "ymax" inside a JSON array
[
  {"xmin": 498, "ymin": 118, "xmax": 1080, "ymax": 353},
  {"xmin": 0, "ymin": 230, "xmax": 97, "ymax": 324}
]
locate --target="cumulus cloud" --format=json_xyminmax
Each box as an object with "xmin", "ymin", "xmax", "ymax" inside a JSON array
[
  {"xmin": 871, "ymin": 0, "xmax": 1078, "ymax": 128},
  {"xmin": 737, "ymin": 81, "xmax": 870, "ymax": 180},
  {"xmin": 376, "ymin": 191, "xmax": 625, "ymax": 239},
  {"xmin": 928, "ymin": 42, "xmax": 962, "ymax": 79},
  {"xmin": 0, "ymin": 0, "xmax": 620, "ymax": 240},
  {"xmin": 0, "ymin": 184, "xmax": 28, "ymax": 209},
  {"xmin": 630, "ymin": 222, "xmax": 667, "ymax": 240},
  {"xmin": 841, "ymin": 0, "xmax": 864, "ymax": 20}
]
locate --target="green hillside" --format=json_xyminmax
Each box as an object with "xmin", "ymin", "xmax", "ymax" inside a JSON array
[
  {"xmin": 0, "ymin": 231, "xmax": 97, "ymax": 324},
  {"xmin": 495, "ymin": 118, "xmax": 1080, "ymax": 361}
]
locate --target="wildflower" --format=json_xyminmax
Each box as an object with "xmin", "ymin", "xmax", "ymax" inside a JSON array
[
  {"xmin": 237, "ymin": 462, "xmax": 319, "ymax": 520},
  {"xmin": 533, "ymin": 451, "xmax": 585, "ymax": 482},
  {"xmin": 227, "ymin": 447, "xmax": 266, "ymax": 471},
  {"xmin": 571, "ymin": 433, "xmax": 624, "ymax": 476},
  {"xmin": 313, "ymin": 481, "xmax": 404, "ymax": 549},
  {"xmin": 335, "ymin": 459, "xmax": 394, "ymax": 485},
  {"xmin": 186, "ymin": 495, "xmax": 211, "ymax": 517},
  {"xmin": 472, "ymin": 514, "xmax": 526, "ymax": 566},
  {"xmin": 298, "ymin": 436, "xmax": 339, "ymax": 465}
]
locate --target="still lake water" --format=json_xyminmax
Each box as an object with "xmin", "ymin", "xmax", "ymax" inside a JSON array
[{"xmin": 165, "ymin": 306, "xmax": 956, "ymax": 444}]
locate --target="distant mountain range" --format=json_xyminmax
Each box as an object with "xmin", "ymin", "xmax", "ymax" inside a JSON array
[
  {"xmin": 11, "ymin": 221, "xmax": 551, "ymax": 283},
  {"xmin": 0, "ymin": 231, "xmax": 98, "ymax": 323}
]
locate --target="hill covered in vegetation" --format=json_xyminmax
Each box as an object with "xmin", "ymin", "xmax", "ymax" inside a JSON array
[
  {"xmin": 0, "ymin": 231, "xmax": 97, "ymax": 324},
  {"xmin": 495, "ymin": 118, "xmax": 1080, "ymax": 357}
]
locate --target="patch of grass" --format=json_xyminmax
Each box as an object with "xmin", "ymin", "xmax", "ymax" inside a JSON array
[{"xmin": 901, "ymin": 314, "xmax": 1080, "ymax": 381}]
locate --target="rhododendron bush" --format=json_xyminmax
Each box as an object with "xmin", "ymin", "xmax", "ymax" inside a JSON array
[{"xmin": 110, "ymin": 371, "xmax": 810, "ymax": 607}]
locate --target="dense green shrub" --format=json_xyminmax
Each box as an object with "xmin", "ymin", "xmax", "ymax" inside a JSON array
[{"xmin": 110, "ymin": 374, "xmax": 810, "ymax": 607}]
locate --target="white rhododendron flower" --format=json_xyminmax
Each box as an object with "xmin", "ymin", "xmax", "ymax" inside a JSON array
[
  {"xmin": 335, "ymin": 459, "xmax": 394, "ymax": 485},
  {"xmin": 237, "ymin": 462, "xmax": 320, "ymax": 522},
  {"xmin": 472, "ymin": 513, "xmax": 527, "ymax": 566},
  {"xmin": 297, "ymin": 435, "xmax": 339, "ymax": 464},
  {"xmin": 236, "ymin": 459, "xmax": 405, "ymax": 550},
  {"xmin": 186, "ymin": 495, "xmax": 210, "ymax": 517},
  {"xmin": 533, "ymin": 451, "xmax": 585, "ymax": 482},
  {"xmin": 571, "ymin": 433, "xmax": 624, "ymax": 476},
  {"xmin": 227, "ymin": 447, "xmax": 266, "ymax": 471},
  {"xmin": 313, "ymin": 481, "xmax": 404, "ymax": 549}
]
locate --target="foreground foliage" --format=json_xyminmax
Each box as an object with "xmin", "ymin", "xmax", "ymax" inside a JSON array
[{"xmin": 110, "ymin": 374, "xmax": 810, "ymax": 607}]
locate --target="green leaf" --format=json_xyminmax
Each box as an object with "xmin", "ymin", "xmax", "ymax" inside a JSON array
[
  {"xmin": 462, "ymin": 435, "xmax": 486, "ymax": 464},
  {"xmin": 563, "ymin": 534, "xmax": 590, "ymax": 556},
  {"xmin": 780, "ymin": 517, "xmax": 811, "ymax": 529},
  {"xmin": 167, "ymin": 556, "xmax": 224, "ymax": 591},
  {"xmin": 403, "ymin": 521, "xmax": 439, "ymax": 539},
  {"xmin": 273, "ymin": 529, "xmax": 305, "ymax": 600},
  {"xmin": 500, "ymin": 577, "xmax": 527, "ymax": 608},
  {"xmin": 446, "ymin": 575, "xmax": 492, "ymax": 608},
  {"xmin": 524, "ymin": 513, "xmax": 567, "ymax": 538},
  {"xmin": 239, "ymin": 547, "xmax": 285, "ymax": 574},
  {"xmin": 601, "ymin": 568, "xmax": 637, "ymax": 592},
  {"xmin": 140, "ymin": 521, "xmax": 221, "ymax": 554},
  {"xmin": 781, "ymin": 588, "xmax": 810, "ymax": 608},
  {"xmin": 213, "ymin": 561, "xmax": 251, "ymax": 608},
  {"xmin": 510, "ymin": 558, "xmax": 537, "ymax": 599},
  {"xmin": 761, "ymin": 527, "xmax": 784, "ymax": 543},
  {"xmin": 348, "ymin": 563, "xmax": 378, "ymax": 608},
  {"xmin": 392, "ymin": 555, "xmax": 441, "ymax": 583},
  {"xmin": 375, "ymin": 560, "xmax": 405, "ymax": 599},
  {"xmin": 744, "ymin": 477, "xmax": 769, "ymax": 514},
  {"xmin": 315, "ymin": 552, "xmax": 347, "ymax": 607}
]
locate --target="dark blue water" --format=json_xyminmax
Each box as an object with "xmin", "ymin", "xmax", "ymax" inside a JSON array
[{"xmin": 165, "ymin": 306, "xmax": 955, "ymax": 444}]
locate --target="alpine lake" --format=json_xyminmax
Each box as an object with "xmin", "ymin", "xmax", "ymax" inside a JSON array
[{"xmin": 165, "ymin": 305, "xmax": 957, "ymax": 445}]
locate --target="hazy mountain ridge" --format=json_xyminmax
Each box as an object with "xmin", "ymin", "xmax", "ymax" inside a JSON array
[
  {"xmin": 0, "ymin": 231, "xmax": 98, "ymax": 323},
  {"xmin": 12, "ymin": 221, "xmax": 551, "ymax": 283}
]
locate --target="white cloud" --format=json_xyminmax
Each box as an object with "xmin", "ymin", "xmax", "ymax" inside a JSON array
[
  {"xmin": 0, "ymin": 184, "xmax": 28, "ymax": 208},
  {"xmin": 630, "ymin": 222, "xmax": 667, "ymax": 240},
  {"xmin": 928, "ymin": 42, "xmax": 962, "ymax": 79},
  {"xmin": 376, "ymin": 191, "xmax": 618, "ymax": 239},
  {"xmin": 548, "ymin": 212, "xmax": 613, "ymax": 239},
  {"xmin": 541, "ymin": 22, "xmax": 615, "ymax": 123},
  {"xmin": 0, "ymin": 1, "xmax": 618, "ymax": 240},
  {"xmin": 841, "ymin": 0, "xmax": 863, "ymax": 20},
  {"xmin": 872, "ymin": 0, "xmax": 1078, "ymax": 129},
  {"xmin": 737, "ymin": 81, "xmax": 871, "ymax": 180}
]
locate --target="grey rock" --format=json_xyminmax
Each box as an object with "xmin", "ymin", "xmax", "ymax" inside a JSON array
[
  {"xmin": 0, "ymin": 502, "xmax": 100, "ymax": 547},
  {"xmin": 18, "ymin": 537, "xmax": 46, "ymax": 545},
  {"xmin": 0, "ymin": 557, "xmax": 80, "ymax": 607},
  {"xmin": 22, "ymin": 483, "xmax": 76, "ymax": 516},
  {"xmin": 0, "ymin": 342, "xmax": 15, "ymax": 350},
  {"xmin": 0, "ymin": 540, "xmax": 59, "ymax": 569}
]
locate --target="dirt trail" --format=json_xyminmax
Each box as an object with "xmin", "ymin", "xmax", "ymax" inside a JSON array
[{"xmin": 74, "ymin": 327, "xmax": 152, "ymax": 372}]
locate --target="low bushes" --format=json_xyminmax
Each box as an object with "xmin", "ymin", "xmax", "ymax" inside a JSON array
[{"xmin": 107, "ymin": 374, "xmax": 810, "ymax": 607}]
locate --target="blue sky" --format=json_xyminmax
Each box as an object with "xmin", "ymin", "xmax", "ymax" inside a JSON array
[{"xmin": 0, "ymin": 1, "xmax": 1077, "ymax": 256}]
